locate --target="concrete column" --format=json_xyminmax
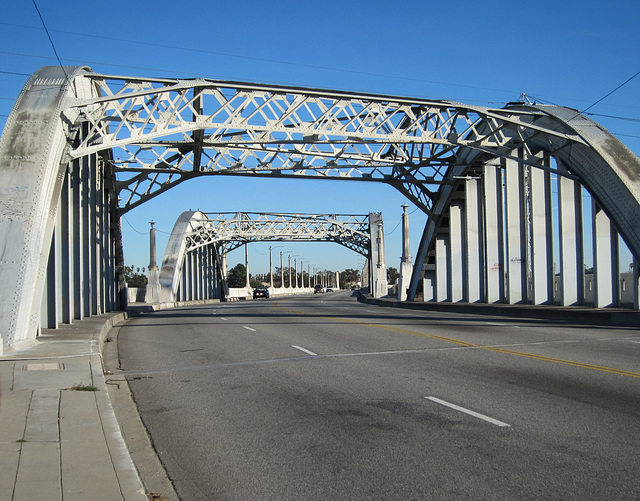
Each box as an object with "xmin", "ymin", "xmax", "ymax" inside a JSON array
[
  {"xmin": 422, "ymin": 270, "xmax": 435, "ymax": 302},
  {"xmin": 373, "ymin": 218, "xmax": 387, "ymax": 297},
  {"xmin": 593, "ymin": 202, "xmax": 618, "ymax": 307},
  {"xmin": 221, "ymin": 249, "xmax": 227, "ymax": 280},
  {"xmin": 435, "ymin": 236, "xmax": 449, "ymax": 301},
  {"xmin": 505, "ymin": 157, "xmax": 526, "ymax": 304},
  {"xmin": 145, "ymin": 221, "xmax": 161, "ymax": 303},
  {"xmin": 60, "ymin": 170, "xmax": 71, "ymax": 323},
  {"xmin": 288, "ymin": 254, "xmax": 292, "ymax": 291},
  {"xmin": 398, "ymin": 204, "xmax": 413, "ymax": 301},
  {"xmin": 465, "ymin": 178, "xmax": 482, "ymax": 303},
  {"xmin": 484, "ymin": 164, "xmax": 504, "ymax": 303},
  {"xmin": 558, "ymin": 177, "xmax": 583, "ymax": 305},
  {"xmin": 449, "ymin": 202, "xmax": 465, "ymax": 302},
  {"xmin": 530, "ymin": 166, "xmax": 553, "ymax": 304},
  {"xmin": 634, "ymin": 255, "xmax": 639, "ymax": 310},
  {"xmin": 280, "ymin": 251, "xmax": 284, "ymax": 289}
]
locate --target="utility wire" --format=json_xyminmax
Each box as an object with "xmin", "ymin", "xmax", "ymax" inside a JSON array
[
  {"xmin": 0, "ymin": 70, "xmax": 31, "ymax": 77},
  {"xmin": 30, "ymin": 2, "xmax": 67, "ymax": 77},
  {"xmin": 0, "ymin": 21, "xmax": 514, "ymax": 98},
  {"xmin": 122, "ymin": 215, "xmax": 146, "ymax": 235},
  {"xmin": 581, "ymin": 69, "xmax": 640, "ymax": 114}
]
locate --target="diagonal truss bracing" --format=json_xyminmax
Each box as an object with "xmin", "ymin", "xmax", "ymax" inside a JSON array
[
  {"xmin": 182, "ymin": 212, "xmax": 372, "ymax": 256},
  {"xmin": 64, "ymin": 74, "xmax": 587, "ymax": 216}
]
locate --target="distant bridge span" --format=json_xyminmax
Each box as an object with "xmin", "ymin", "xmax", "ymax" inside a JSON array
[
  {"xmin": 157, "ymin": 211, "xmax": 385, "ymax": 302},
  {"xmin": 1, "ymin": 65, "xmax": 639, "ymax": 352}
]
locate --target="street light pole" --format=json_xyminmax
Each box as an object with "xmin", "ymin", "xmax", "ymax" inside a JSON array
[
  {"xmin": 269, "ymin": 246, "xmax": 274, "ymax": 290},
  {"xmin": 280, "ymin": 251, "xmax": 284, "ymax": 289}
]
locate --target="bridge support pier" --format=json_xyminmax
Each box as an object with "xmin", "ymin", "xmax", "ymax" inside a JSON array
[{"xmin": 398, "ymin": 204, "xmax": 413, "ymax": 301}]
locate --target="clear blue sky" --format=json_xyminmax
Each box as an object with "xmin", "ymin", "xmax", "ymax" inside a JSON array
[{"xmin": 1, "ymin": 0, "xmax": 639, "ymax": 274}]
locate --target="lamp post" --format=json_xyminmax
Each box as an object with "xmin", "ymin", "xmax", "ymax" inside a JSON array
[
  {"xmin": 280, "ymin": 251, "xmax": 284, "ymax": 289},
  {"xmin": 292, "ymin": 255, "xmax": 302, "ymax": 289},
  {"xmin": 269, "ymin": 246, "xmax": 274, "ymax": 290}
]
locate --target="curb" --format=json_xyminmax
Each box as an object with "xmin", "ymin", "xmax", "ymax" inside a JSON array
[{"xmin": 357, "ymin": 292, "xmax": 640, "ymax": 327}]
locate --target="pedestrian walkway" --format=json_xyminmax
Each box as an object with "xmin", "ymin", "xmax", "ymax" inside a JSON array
[{"xmin": 0, "ymin": 312, "xmax": 147, "ymax": 501}]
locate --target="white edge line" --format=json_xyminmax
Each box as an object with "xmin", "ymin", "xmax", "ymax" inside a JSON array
[
  {"xmin": 291, "ymin": 345, "xmax": 317, "ymax": 356},
  {"xmin": 243, "ymin": 326, "xmax": 256, "ymax": 332},
  {"xmin": 425, "ymin": 396, "xmax": 511, "ymax": 428}
]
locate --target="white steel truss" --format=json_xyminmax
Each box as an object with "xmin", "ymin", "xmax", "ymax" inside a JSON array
[
  {"xmin": 63, "ymin": 73, "xmax": 640, "ymax": 302},
  {"xmin": 183, "ymin": 212, "xmax": 372, "ymax": 255},
  {"xmin": 65, "ymin": 74, "xmax": 588, "ymax": 217},
  {"xmin": 158, "ymin": 211, "xmax": 383, "ymax": 302}
]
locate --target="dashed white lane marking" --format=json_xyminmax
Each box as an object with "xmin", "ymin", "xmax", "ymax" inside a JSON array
[
  {"xmin": 291, "ymin": 345, "xmax": 318, "ymax": 356},
  {"xmin": 220, "ymin": 317, "xmax": 228, "ymax": 321},
  {"xmin": 424, "ymin": 396, "xmax": 511, "ymax": 428},
  {"xmin": 243, "ymin": 326, "xmax": 257, "ymax": 332}
]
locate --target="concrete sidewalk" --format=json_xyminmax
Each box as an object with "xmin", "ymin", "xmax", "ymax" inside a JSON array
[{"xmin": 0, "ymin": 312, "xmax": 149, "ymax": 501}]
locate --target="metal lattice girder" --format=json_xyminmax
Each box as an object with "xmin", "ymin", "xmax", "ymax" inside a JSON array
[
  {"xmin": 183, "ymin": 211, "xmax": 372, "ymax": 256},
  {"xmin": 63, "ymin": 74, "xmax": 589, "ymax": 216},
  {"xmin": 158, "ymin": 211, "xmax": 375, "ymax": 301}
]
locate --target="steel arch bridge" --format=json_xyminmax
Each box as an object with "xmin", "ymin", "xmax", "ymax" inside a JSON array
[
  {"xmin": 1, "ymin": 65, "xmax": 639, "ymax": 352},
  {"xmin": 157, "ymin": 211, "xmax": 384, "ymax": 302}
]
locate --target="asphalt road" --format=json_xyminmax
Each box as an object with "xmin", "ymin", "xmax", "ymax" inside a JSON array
[{"xmin": 117, "ymin": 291, "xmax": 640, "ymax": 500}]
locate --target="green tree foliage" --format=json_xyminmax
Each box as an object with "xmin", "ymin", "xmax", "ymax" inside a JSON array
[
  {"xmin": 227, "ymin": 263, "xmax": 264, "ymax": 288},
  {"xmin": 387, "ymin": 267, "xmax": 399, "ymax": 283},
  {"xmin": 227, "ymin": 263, "xmax": 247, "ymax": 287},
  {"xmin": 339, "ymin": 268, "xmax": 361, "ymax": 288},
  {"xmin": 124, "ymin": 265, "xmax": 147, "ymax": 288}
]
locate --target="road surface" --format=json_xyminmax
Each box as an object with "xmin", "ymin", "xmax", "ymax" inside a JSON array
[{"xmin": 118, "ymin": 291, "xmax": 640, "ymax": 500}]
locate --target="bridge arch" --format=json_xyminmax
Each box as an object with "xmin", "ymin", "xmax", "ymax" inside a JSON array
[
  {"xmin": 1, "ymin": 65, "xmax": 639, "ymax": 351},
  {"xmin": 157, "ymin": 211, "xmax": 384, "ymax": 302}
]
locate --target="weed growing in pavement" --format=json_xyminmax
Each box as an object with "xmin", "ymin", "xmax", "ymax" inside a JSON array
[{"xmin": 66, "ymin": 383, "xmax": 99, "ymax": 391}]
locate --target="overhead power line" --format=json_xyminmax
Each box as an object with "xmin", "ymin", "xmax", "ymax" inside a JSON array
[
  {"xmin": 0, "ymin": 21, "xmax": 522, "ymax": 98},
  {"xmin": 0, "ymin": 70, "xmax": 31, "ymax": 77},
  {"xmin": 581, "ymin": 69, "xmax": 640, "ymax": 114},
  {"xmin": 30, "ymin": 1, "xmax": 70, "ymax": 84}
]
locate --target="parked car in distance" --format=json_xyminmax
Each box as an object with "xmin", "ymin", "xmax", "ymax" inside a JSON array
[
  {"xmin": 314, "ymin": 284, "xmax": 325, "ymax": 294},
  {"xmin": 253, "ymin": 287, "xmax": 270, "ymax": 299},
  {"xmin": 325, "ymin": 286, "xmax": 334, "ymax": 292}
]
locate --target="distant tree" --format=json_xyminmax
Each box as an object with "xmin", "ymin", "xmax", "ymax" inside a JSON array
[
  {"xmin": 387, "ymin": 267, "xmax": 399, "ymax": 283},
  {"xmin": 227, "ymin": 263, "xmax": 263, "ymax": 288},
  {"xmin": 124, "ymin": 265, "xmax": 147, "ymax": 288},
  {"xmin": 227, "ymin": 263, "xmax": 247, "ymax": 287},
  {"xmin": 340, "ymin": 268, "xmax": 361, "ymax": 288}
]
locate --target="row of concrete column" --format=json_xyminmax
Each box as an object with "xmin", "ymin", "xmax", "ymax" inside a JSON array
[
  {"xmin": 176, "ymin": 243, "xmax": 223, "ymax": 301},
  {"xmin": 41, "ymin": 148, "xmax": 120, "ymax": 330},
  {"xmin": 425, "ymin": 157, "xmax": 639, "ymax": 308}
]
